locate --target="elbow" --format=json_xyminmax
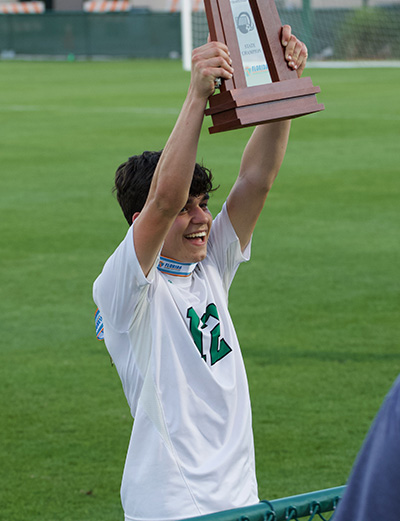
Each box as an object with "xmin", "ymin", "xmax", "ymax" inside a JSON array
[
  {"xmin": 240, "ymin": 170, "xmax": 279, "ymax": 197},
  {"xmin": 150, "ymin": 189, "xmax": 187, "ymax": 219}
]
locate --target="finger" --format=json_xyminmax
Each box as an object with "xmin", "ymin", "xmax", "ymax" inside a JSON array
[
  {"xmin": 191, "ymin": 41, "xmax": 234, "ymax": 98},
  {"xmin": 284, "ymin": 34, "xmax": 298, "ymax": 62},
  {"xmin": 291, "ymin": 40, "xmax": 302, "ymax": 61},
  {"xmin": 293, "ymin": 42, "xmax": 307, "ymax": 68},
  {"xmin": 295, "ymin": 43, "xmax": 308, "ymax": 77},
  {"xmin": 194, "ymin": 44, "xmax": 232, "ymax": 72},
  {"xmin": 288, "ymin": 41, "xmax": 302, "ymax": 70},
  {"xmin": 196, "ymin": 41, "xmax": 230, "ymax": 60},
  {"xmin": 193, "ymin": 49, "xmax": 231, "ymax": 75},
  {"xmin": 293, "ymin": 39, "xmax": 306, "ymax": 62},
  {"xmin": 281, "ymin": 24, "xmax": 292, "ymax": 47},
  {"xmin": 205, "ymin": 67, "xmax": 233, "ymax": 83},
  {"xmin": 203, "ymin": 55, "xmax": 234, "ymax": 77},
  {"xmin": 286, "ymin": 37, "xmax": 307, "ymax": 72}
]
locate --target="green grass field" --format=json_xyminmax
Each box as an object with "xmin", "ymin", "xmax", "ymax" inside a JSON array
[{"xmin": 1, "ymin": 59, "xmax": 399, "ymax": 521}]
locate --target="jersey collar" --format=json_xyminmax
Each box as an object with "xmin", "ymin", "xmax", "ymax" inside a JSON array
[{"xmin": 157, "ymin": 255, "xmax": 197, "ymax": 277}]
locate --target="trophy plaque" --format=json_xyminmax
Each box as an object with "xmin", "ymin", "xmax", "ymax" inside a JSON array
[{"xmin": 204, "ymin": 0, "xmax": 325, "ymax": 133}]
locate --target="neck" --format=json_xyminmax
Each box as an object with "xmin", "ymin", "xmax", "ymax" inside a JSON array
[{"xmin": 157, "ymin": 255, "xmax": 197, "ymax": 277}]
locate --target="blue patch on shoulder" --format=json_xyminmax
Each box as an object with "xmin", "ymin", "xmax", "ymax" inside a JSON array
[{"xmin": 95, "ymin": 308, "xmax": 104, "ymax": 341}]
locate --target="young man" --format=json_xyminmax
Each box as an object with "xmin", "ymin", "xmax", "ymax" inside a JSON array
[{"xmin": 93, "ymin": 26, "xmax": 307, "ymax": 521}]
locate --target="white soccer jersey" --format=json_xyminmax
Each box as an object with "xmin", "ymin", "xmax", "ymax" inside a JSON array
[{"xmin": 93, "ymin": 204, "xmax": 259, "ymax": 521}]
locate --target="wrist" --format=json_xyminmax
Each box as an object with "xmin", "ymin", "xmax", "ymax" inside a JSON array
[{"xmin": 187, "ymin": 81, "xmax": 213, "ymax": 105}]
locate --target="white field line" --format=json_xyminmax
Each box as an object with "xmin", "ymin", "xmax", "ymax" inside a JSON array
[
  {"xmin": 306, "ymin": 112, "xmax": 400, "ymax": 121},
  {"xmin": 0, "ymin": 105, "xmax": 180, "ymax": 115},
  {"xmin": 1, "ymin": 104, "xmax": 399, "ymax": 120},
  {"xmin": 308, "ymin": 60, "xmax": 400, "ymax": 68}
]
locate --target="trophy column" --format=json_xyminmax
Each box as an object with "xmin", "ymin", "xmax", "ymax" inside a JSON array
[{"xmin": 204, "ymin": 0, "xmax": 325, "ymax": 134}]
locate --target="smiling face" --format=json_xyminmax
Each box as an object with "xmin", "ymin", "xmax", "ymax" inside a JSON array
[{"xmin": 161, "ymin": 194, "xmax": 212, "ymax": 264}]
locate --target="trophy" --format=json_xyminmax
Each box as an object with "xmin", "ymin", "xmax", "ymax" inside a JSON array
[{"xmin": 204, "ymin": 0, "xmax": 324, "ymax": 133}]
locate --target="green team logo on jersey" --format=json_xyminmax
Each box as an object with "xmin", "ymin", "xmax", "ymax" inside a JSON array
[{"xmin": 187, "ymin": 303, "xmax": 232, "ymax": 365}]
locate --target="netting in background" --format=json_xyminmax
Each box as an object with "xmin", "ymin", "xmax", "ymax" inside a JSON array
[
  {"xmin": 192, "ymin": 0, "xmax": 400, "ymax": 61},
  {"xmin": 0, "ymin": 12, "xmax": 182, "ymax": 58}
]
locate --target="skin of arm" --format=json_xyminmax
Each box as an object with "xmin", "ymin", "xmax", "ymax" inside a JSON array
[
  {"xmin": 133, "ymin": 42, "xmax": 234, "ymax": 276},
  {"xmin": 226, "ymin": 25, "xmax": 308, "ymax": 251},
  {"xmin": 133, "ymin": 26, "xmax": 308, "ymax": 272}
]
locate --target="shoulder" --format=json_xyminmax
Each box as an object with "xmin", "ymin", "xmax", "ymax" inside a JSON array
[{"xmin": 208, "ymin": 203, "xmax": 237, "ymax": 246}]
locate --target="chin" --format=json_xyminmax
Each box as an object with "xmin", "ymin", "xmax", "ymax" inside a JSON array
[{"xmin": 190, "ymin": 248, "xmax": 207, "ymax": 263}]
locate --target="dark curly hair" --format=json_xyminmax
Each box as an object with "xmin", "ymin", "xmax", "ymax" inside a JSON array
[{"xmin": 114, "ymin": 150, "xmax": 217, "ymax": 225}]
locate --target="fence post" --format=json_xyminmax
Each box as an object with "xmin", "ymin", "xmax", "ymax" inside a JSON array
[{"xmin": 301, "ymin": 0, "xmax": 312, "ymax": 52}]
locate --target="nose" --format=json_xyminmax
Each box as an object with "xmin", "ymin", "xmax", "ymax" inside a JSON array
[{"xmin": 190, "ymin": 205, "xmax": 209, "ymax": 223}]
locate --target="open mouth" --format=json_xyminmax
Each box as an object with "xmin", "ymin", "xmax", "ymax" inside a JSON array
[{"xmin": 184, "ymin": 231, "xmax": 207, "ymax": 244}]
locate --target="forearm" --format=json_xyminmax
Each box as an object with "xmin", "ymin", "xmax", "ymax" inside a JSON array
[
  {"xmin": 148, "ymin": 87, "xmax": 207, "ymax": 217},
  {"xmin": 239, "ymin": 119, "xmax": 291, "ymax": 193},
  {"xmin": 226, "ymin": 120, "xmax": 291, "ymax": 250},
  {"xmin": 147, "ymin": 42, "xmax": 233, "ymax": 217},
  {"xmin": 237, "ymin": 22, "xmax": 309, "ymax": 195},
  {"xmin": 132, "ymin": 41, "xmax": 233, "ymax": 275},
  {"xmin": 226, "ymin": 25, "xmax": 308, "ymax": 250},
  {"xmin": 132, "ymin": 91, "xmax": 207, "ymax": 277}
]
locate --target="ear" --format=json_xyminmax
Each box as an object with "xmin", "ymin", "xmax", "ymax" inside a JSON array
[{"xmin": 132, "ymin": 212, "xmax": 140, "ymax": 223}]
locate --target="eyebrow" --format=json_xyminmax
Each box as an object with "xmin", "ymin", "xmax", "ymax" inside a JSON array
[{"xmin": 187, "ymin": 193, "xmax": 210, "ymax": 204}]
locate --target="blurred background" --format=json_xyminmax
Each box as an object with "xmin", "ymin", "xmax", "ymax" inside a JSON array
[
  {"xmin": 1, "ymin": 2, "xmax": 399, "ymax": 521},
  {"xmin": 1, "ymin": 0, "xmax": 400, "ymax": 62}
]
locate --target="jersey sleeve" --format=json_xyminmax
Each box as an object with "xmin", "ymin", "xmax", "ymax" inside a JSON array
[
  {"xmin": 206, "ymin": 202, "xmax": 251, "ymax": 294},
  {"xmin": 93, "ymin": 224, "xmax": 158, "ymax": 333}
]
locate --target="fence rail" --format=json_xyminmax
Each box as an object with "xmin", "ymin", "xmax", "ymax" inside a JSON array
[
  {"xmin": 1, "ymin": 6, "xmax": 400, "ymax": 60},
  {"xmin": 0, "ymin": 11, "xmax": 181, "ymax": 59},
  {"xmin": 181, "ymin": 486, "xmax": 345, "ymax": 521}
]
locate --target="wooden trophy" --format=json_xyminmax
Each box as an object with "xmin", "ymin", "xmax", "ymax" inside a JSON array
[{"xmin": 204, "ymin": 0, "xmax": 324, "ymax": 133}]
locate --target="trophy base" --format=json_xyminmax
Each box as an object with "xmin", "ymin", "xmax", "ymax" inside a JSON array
[{"xmin": 205, "ymin": 76, "xmax": 325, "ymax": 134}]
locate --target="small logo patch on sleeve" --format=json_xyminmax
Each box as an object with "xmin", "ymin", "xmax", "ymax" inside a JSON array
[{"xmin": 95, "ymin": 308, "xmax": 104, "ymax": 341}]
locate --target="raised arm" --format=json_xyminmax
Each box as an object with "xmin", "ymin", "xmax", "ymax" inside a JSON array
[
  {"xmin": 133, "ymin": 42, "xmax": 233, "ymax": 276},
  {"xmin": 226, "ymin": 25, "xmax": 308, "ymax": 251}
]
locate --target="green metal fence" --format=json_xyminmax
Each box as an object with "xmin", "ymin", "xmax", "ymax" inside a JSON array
[
  {"xmin": 193, "ymin": 6, "xmax": 400, "ymax": 60},
  {"xmin": 1, "ymin": 7, "xmax": 399, "ymax": 60},
  {"xmin": 181, "ymin": 486, "xmax": 345, "ymax": 521},
  {"xmin": 0, "ymin": 11, "xmax": 181, "ymax": 58}
]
